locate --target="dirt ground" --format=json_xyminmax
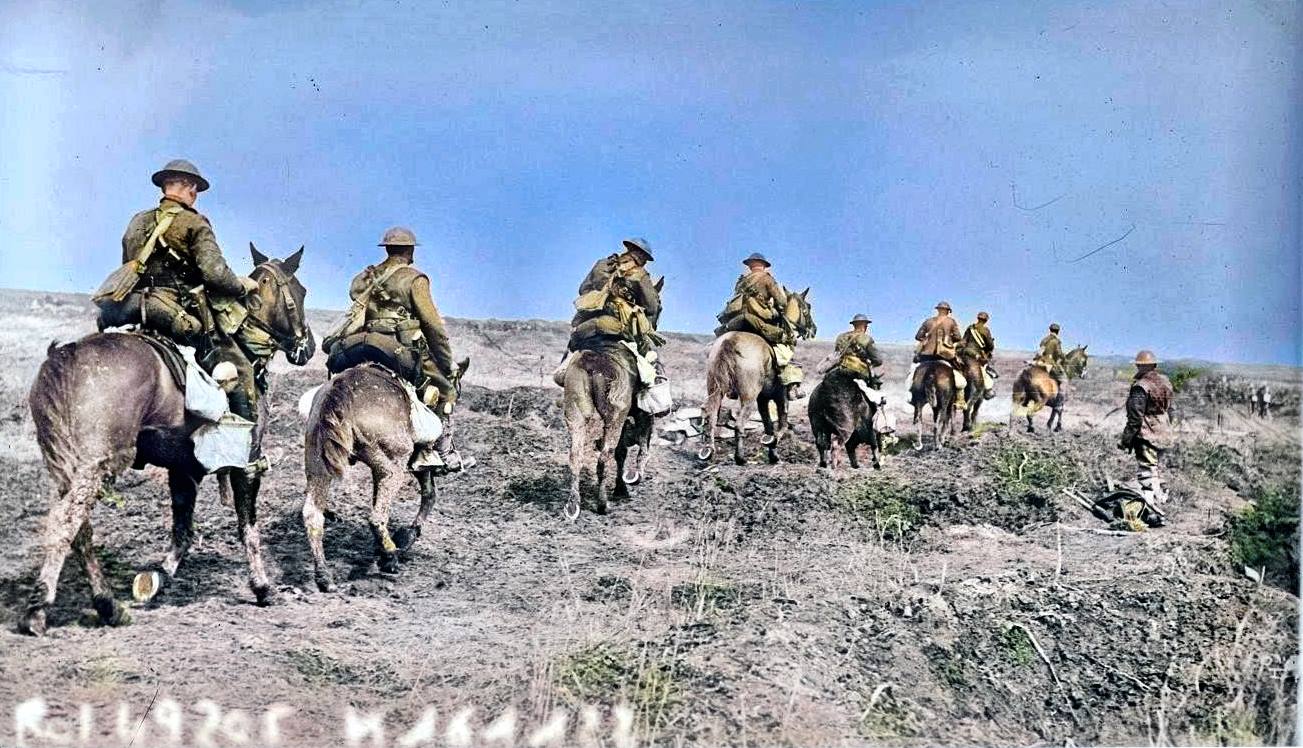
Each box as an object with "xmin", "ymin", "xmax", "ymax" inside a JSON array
[{"xmin": 0, "ymin": 288, "xmax": 1297, "ymax": 747}]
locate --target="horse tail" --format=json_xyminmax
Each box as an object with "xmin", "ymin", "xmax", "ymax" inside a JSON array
[
  {"xmin": 29, "ymin": 341, "xmax": 84, "ymax": 495},
  {"xmin": 705, "ymin": 335, "xmax": 739, "ymax": 400},
  {"xmin": 307, "ymin": 379, "xmax": 355, "ymax": 479}
]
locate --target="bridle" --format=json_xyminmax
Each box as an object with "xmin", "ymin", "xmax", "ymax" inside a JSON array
[{"xmin": 243, "ymin": 262, "xmax": 312, "ymax": 362}]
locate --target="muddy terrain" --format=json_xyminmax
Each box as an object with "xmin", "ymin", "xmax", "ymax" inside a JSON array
[{"xmin": 0, "ymin": 288, "xmax": 1297, "ymax": 747}]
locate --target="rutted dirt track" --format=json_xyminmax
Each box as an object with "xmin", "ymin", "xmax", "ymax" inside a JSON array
[{"xmin": 0, "ymin": 289, "xmax": 1297, "ymax": 747}]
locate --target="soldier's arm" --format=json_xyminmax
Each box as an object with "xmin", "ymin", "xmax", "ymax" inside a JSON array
[
  {"xmin": 410, "ymin": 275, "xmax": 456, "ymax": 375},
  {"xmin": 948, "ymin": 319, "xmax": 963, "ymax": 343},
  {"xmin": 186, "ymin": 217, "xmax": 247, "ymax": 297},
  {"xmin": 122, "ymin": 214, "xmax": 146, "ymax": 263},
  {"xmin": 576, "ymin": 259, "xmax": 608, "ymax": 295},
  {"xmin": 865, "ymin": 338, "xmax": 885, "ymax": 367},
  {"xmin": 632, "ymin": 273, "xmax": 662, "ymax": 327},
  {"xmin": 985, "ymin": 329, "xmax": 996, "ymax": 354},
  {"xmin": 914, "ymin": 321, "xmax": 930, "ymax": 342},
  {"xmin": 763, "ymin": 275, "xmax": 788, "ymax": 308},
  {"xmin": 1121, "ymin": 384, "xmax": 1146, "ymax": 442}
]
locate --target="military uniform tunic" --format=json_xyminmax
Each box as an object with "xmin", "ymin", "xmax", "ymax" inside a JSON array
[
  {"xmin": 961, "ymin": 322, "xmax": 995, "ymax": 363},
  {"xmin": 346, "ymin": 255, "xmax": 457, "ymax": 403},
  {"xmin": 569, "ymin": 253, "xmax": 662, "ymax": 353},
  {"xmin": 834, "ymin": 329, "xmax": 883, "ymax": 379},
  {"xmin": 715, "ymin": 271, "xmax": 791, "ymax": 345},
  {"xmin": 914, "ymin": 315, "xmax": 962, "ymax": 360}
]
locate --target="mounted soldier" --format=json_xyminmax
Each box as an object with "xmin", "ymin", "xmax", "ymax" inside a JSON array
[
  {"xmin": 833, "ymin": 314, "xmax": 884, "ymax": 392},
  {"xmin": 92, "ymin": 159, "xmax": 308, "ymax": 438},
  {"xmin": 1034, "ymin": 323, "xmax": 1065, "ymax": 382},
  {"xmin": 322, "ymin": 227, "xmax": 468, "ymax": 472},
  {"xmin": 1117, "ymin": 350, "xmax": 1174, "ymax": 530},
  {"xmin": 960, "ymin": 311, "xmax": 997, "ymax": 401},
  {"xmin": 913, "ymin": 300, "xmax": 968, "ymax": 410},
  {"xmin": 715, "ymin": 253, "xmax": 805, "ymax": 391},
  {"xmin": 562, "ymin": 237, "xmax": 667, "ymax": 414}
]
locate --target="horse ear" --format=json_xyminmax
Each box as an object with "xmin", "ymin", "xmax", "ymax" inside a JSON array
[
  {"xmin": 654, "ymin": 276, "xmax": 665, "ymax": 293},
  {"xmin": 249, "ymin": 243, "xmax": 270, "ymax": 266},
  {"xmin": 283, "ymin": 246, "xmax": 304, "ymax": 275},
  {"xmin": 457, "ymin": 357, "xmax": 471, "ymax": 376},
  {"xmin": 801, "ymin": 287, "xmax": 810, "ymax": 300}
]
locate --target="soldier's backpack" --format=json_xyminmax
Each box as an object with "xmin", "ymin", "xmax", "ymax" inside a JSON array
[
  {"xmin": 92, "ymin": 204, "xmax": 185, "ymax": 306},
  {"xmin": 321, "ymin": 264, "xmax": 405, "ymax": 353}
]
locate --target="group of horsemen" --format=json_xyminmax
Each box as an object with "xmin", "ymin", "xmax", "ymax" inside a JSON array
[{"xmin": 93, "ymin": 159, "xmax": 1175, "ymax": 527}]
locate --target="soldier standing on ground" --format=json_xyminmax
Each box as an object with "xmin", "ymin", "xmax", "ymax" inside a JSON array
[{"xmin": 1118, "ymin": 350, "xmax": 1174, "ymax": 530}]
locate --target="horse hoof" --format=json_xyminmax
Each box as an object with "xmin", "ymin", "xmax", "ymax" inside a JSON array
[
  {"xmin": 132, "ymin": 571, "xmax": 162, "ymax": 603},
  {"xmin": 622, "ymin": 469, "xmax": 641, "ymax": 486},
  {"xmin": 393, "ymin": 526, "xmax": 421, "ymax": 554},
  {"xmin": 251, "ymin": 583, "xmax": 274, "ymax": 607},
  {"xmin": 594, "ymin": 498, "xmax": 608, "ymax": 515},
  {"xmin": 93, "ymin": 596, "xmax": 131, "ymax": 627},
  {"xmin": 563, "ymin": 499, "xmax": 580, "ymax": 521},
  {"xmin": 315, "ymin": 574, "xmax": 335, "ymax": 594},
  {"xmin": 872, "ymin": 461, "xmax": 882, "ymax": 470},
  {"xmin": 377, "ymin": 555, "xmax": 401, "ymax": 576},
  {"xmin": 767, "ymin": 455, "xmax": 780, "ymax": 466},
  {"xmin": 760, "ymin": 434, "xmax": 776, "ymax": 446},
  {"xmin": 696, "ymin": 446, "xmax": 714, "ymax": 461},
  {"xmin": 19, "ymin": 608, "xmax": 47, "ymax": 637},
  {"xmin": 912, "ymin": 442, "xmax": 923, "ymax": 452}
]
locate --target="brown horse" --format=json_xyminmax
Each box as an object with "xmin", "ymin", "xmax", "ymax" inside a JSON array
[
  {"xmin": 958, "ymin": 355, "xmax": 990, "ymax": 432},
  {"xmin": 698, "ymin": 289, "xmax": 816, "ymax": 465},
  {"xmin": 301, "ymin": 358, "xmax": 470, "ymax": 591},
  {"xmin": 560, "ymin": 342, "xmax": 656, "ymax": 519},
  {"xmin": 808, "ymin": 367, "xmax": 881, "ymax": 470},
  {"xmin": 909, "ymin": 359, "xmax": 959, "ymax": 448},
  {"xmin": 1010, "ymin": 345, "xmax": 1089, "ymax": 433},
  {"xmin": 22, "ymin": 248, "xmax": 313, "ymax": 635}
]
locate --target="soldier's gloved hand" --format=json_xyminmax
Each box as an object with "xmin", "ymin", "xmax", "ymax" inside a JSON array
[{"xmin": 239, "ymin": 276, "xmax": 260, "ymax": 295}]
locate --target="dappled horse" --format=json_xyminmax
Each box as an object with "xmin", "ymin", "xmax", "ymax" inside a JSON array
[
  {"xmin": 559, "ymin": 278, "xmax": 665, "ymax": 520},
  {"xmin": 698, "ymin": 289, "xmax": 816, "ymax": 466},
  {"xmin": 909, "ymin": 359, "xmax": 959, "ymax": 449},
  {"xmin": 1010, "ymin": 345, "xmax": 1089, "ymax": 433},
  {"xmin": 301, "ymin": 359, "xmax": 470, "ymax": 590},
  {"xmin": 808, "ymin": 367, "xmax": 882, "ymax": 470},
  {"xmin": 560, "ymin": 342, "xmax": 655, "ymax": 519},
  {"xmin": 22, "ymin": 247, "xmax": 313, "ymax": 635}
]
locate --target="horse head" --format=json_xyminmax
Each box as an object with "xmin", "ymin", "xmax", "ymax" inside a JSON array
[
  {"xmin": 784, "ymin": 287, "xmax": 816, "ymax": 340},
  {"xmin": 1063, "ymin": 344, "xmax": 1089, "ymax": 380},
  {"xmin": 451, "ymin": 357, "xmax": 471, "ymax": 399},
  {"xmin": 248, "ymin": 243, "xmax": 315, "ymax": 366}
]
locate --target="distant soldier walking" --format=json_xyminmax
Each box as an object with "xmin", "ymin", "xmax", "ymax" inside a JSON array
[{"xmin": 1118, "ymin": 350, "xmax": 1174, "ymax": 529}]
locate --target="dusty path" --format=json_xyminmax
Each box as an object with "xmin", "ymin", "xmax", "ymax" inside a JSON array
[{"xmin": 0, "ymin": 290, "xmax": 1296, "ymax": 747}]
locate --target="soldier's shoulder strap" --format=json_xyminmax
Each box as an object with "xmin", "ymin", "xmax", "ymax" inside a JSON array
[{"xmin": 133, "ymin": 204, "xmax": 185, "ymax": 264}]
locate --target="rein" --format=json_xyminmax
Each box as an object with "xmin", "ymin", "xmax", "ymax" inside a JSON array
[{"xmin": 242, "ymin": 262, "xmax": 309, "ymax": 360}]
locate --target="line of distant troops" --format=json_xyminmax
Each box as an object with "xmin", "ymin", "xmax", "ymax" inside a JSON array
[{"xmin": 95, "ymin": 159, "xmax": 1178, "ymax": 530}]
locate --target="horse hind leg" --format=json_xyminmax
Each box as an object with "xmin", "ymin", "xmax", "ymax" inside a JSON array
[
  {"xmin": 734, "ymin": 398, "xmax": 757, "ymax": 466},
  {"xmin": 369, "ymin": 461, "xmax": 407, "ymax": 575},
  {"xmin": 302, "ymin": 472, "xmax": 335, "ymax": 592},
  {"xmin": 595, "ymin": 420, "xmax": 624, "ymax": 514},
  {"xmin": 394, "ymin": 470, "xmax": 437, "ymax": 556},
  {"xmin": 698, "ymin": 388, "xmax": 724, "ymax": 462},
  {"xmin": 22, "ymin": 473, "xmax": 98, "ymax": 636},
  {"xmin": 73, "ymin": 519, "xmax": 129, "ymax": 627}
]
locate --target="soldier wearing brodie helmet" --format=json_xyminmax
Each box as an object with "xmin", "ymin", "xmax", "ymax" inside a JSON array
[
  {"xmin": 95, "ymin": 159, "xmax": 259, "ymax": 347},
  {"xmin": 325, "ymin": 226, "xmax": 466, "ymax": 471},
  {"xmin": 1117, "ymin": 349, "xmax": 1174, "ymax": 530}
]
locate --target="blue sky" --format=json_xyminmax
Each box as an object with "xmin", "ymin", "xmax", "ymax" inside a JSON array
[{"xmin": 1, "ymin": 0, "xmax": 1298, "ymax": 364}]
